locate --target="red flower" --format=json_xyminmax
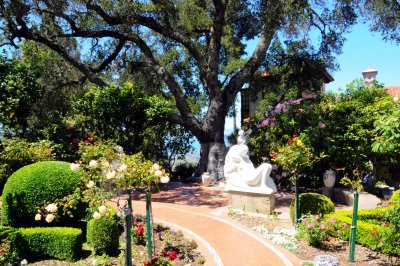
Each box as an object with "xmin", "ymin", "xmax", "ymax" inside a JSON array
[
  {"xmin": 162, "ymin": 249, "xmax": 169, "ymax": 257},
  {"xmin": 136, "ymin": 224, "xmax": 144, "ymax": 236},
  {"xmin": 169, "ymin": 251, "xmax": 178, "ymax": 261},
  {"xmin": 143, "ymin": 262, "xmax": 152, "ymax": 266},
  {"xmin": 133, "ymin": 220, "xmax": 138, "ymax": 226},
  {"xmin": 0, "ymin": 249, "xmax": 4, "ymax": 254}
]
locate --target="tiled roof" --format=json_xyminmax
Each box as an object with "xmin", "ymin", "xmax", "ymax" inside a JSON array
[{"xmin": 385, "ymin": 86, "xmax": 400, "ymax": 97}]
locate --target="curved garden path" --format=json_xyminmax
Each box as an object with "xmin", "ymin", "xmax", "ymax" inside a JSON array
[{"xmin": 128, "ymin": 184, "xmax": 301, "ymax": 266}]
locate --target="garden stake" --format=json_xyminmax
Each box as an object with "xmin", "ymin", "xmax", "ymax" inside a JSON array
[
  {"xmin": 146, "ymin": 190, "xmax": 153, "ymax": 259},
  {"xmin": 349, "ymin": 190, "xmax": 359, "ymax": 262},
  {"xmin": 295, "ymin": 174, "xmax": 299, "ymax": 226},
  {"xmin": 124, "ymin": 189, "xmax": 133, "ymax": 266}
]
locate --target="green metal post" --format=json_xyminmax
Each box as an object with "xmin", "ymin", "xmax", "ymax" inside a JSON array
[
  {"xmin": 145, "ymin": 191, "xmax": 153, "ymax": 259},
  {"xmin": 124, "ymin": 189, "xmax": 133, "ymax": 266},
  {"xmin": 295, "ymin": 175, "xmax": 299, "ymax": 226},
  {"xmin": 349, "ymin": 190, "xmax": 359, "ymax": 262}
]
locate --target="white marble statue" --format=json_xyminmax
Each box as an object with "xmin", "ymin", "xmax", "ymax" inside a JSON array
[{"xmin": 224, "ymin": 131, "xmax": 277, "ymax": 194}]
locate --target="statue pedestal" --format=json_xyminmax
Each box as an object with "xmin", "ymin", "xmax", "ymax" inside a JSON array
[{"xmin": 228, "ymin": 189, "xmax": 275, "ymax": 215}]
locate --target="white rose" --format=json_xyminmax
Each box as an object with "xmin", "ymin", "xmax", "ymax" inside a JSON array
[
  {"xmin": 93, "ymin": 211, "xmax": 101, "ymax": 220},
  {"xmin": 89, "ymin": 160, "xmax": 98, "ymax": 168},
  {"xmin": 160, "ymin": 176, "xmax": 170, "ymax": 184},
  {"xmin": 86, "ymin": 180, "xmax": 95, "ymax": 189},
  {"xmin": 115, "ymin": 145, "xmax": 124, "ymax": 153},
  {"xmin": 45, "ymin": 203, "xmax": 58, "ymax": 213},
  {"xmin": 98, "ymin": 205, "xmax": 107, "ymax": 216},
  {"xmin": 152, "ymin": 163, "xmax": 160, "ymax": 172},
  {"xmin": 45, "ymin": 214, "xmax": 55, "ymax": 223},
  {"xmin": 154, "ymin": 170, "xmax": 163, "ymax": 177},
  {"xmin": 106, "ymin": 170, "xmax": 116, "ymax": 180},
  {"xmin": 20, "ymin": 259, "xmax": 28, "ymax": 265},
  {"xmin": 101, "ymin": 160, "xmax": 110, "ymax": 169},
  {"xmin": 35, "ymin": 214, "xmax": 41, "ymax": 221},
  {"xmin": 118, "ymin": 164, "xmax": 127, "ymax": 173},
  {"xmin": 70, "ymin": 163, "xmax": 80, "ymax": 171}
]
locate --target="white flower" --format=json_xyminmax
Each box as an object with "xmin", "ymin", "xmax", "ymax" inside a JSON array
[
  {"xmin": 394, "ymin": 96, "xmax": 399, "ymax": 102},
  {"xmin": 89, "ymin": 160, "xmax": 98, "ymax": 168},
  {"xmin": 110, "ymin": 161, "xmax": 119, "ymax": 170},
  {"xmin": 86, "ymin": 180, "xmax": 95, "ymax": 189},
  {"xmin": 20, "ymin": 259, "xmax": 28, "ymax": 265},
  {"xmin": 101, "ymin": 160, "xmax": 110, "ymax": 169},
  {"xmin": 160, "ymin": 176, "xmax": 170, "ymax": 184},
  {"xmin": 115, "ymin": 145, "xmax": 124, "ymax": 153},
  {"xmin": 93, "ymin": 211, "xmax": 101, "ymax": 220},
  {"xmin": 154, "ymin": 170, "xmax": 163, "ymax": 177},
  {"xmin": 34, "ymin": 214, "xmax": 41, "ymax": 221},
  {"xmin": 152, "ymin": 163, "xmax": 160, "ymax": 172},
  {"xmin": 45, "ymin": 203, "xmax": 58, "ymax": 213},
  {"xmin": 70, "ymin": 163, "xmax": 80, "ymax": 171},
  {"xmin": 106, "ymin": 170, "xmax": 116, "ymax": 180},
  {"xmin": 45, "ymin": 214, "xmax": 55, "ymax": 223},
  {"xmin": 98, "ymin": 205, "xmax": 107, "ymax": 216},
  {"xmin": 118, "ymin": 164, "xmax": 127, "ymax": 173}
]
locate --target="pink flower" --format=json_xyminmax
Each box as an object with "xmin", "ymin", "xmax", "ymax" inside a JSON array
[
  {"xmin": 342, "ymin": 223, "xmax": 348, "ymax": 229},
  {"xmin": 307, "ymin": 224, "xmax": 313, "ymax": 230},
  {"xmin": 328, "ymin": 217, "xmax": 337, "ymax": 223},
  {"xmin": 302, "ymin": 218, "xmax": 308, "ymax": 223},
  {"xmin": 318, "ymin": 122, "xmax": 326, "ymax": 129},
  {"xmin": 337, "ymin": 230, "xmax": 341, "ymax": 234},
  {"xmin": 320, "ymin": 224, "xmax": 326, "ymax": 230}
]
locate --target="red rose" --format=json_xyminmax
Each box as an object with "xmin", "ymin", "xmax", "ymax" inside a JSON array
[
  {"xmin": 169, "ymin": 251, "xmax": 178, "ymax": 261},
  {"xmin": 136, "ymin": 224, "xmax": 144, "ymax": 236},
  {"xmin": 162, "ymin": 249, "xmax": 169, "ymax": 257}
]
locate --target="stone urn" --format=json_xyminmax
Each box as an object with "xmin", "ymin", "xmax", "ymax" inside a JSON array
[
  {"xmin": 323, "ymin": 169, "xmax": 336, "ymax": 188},
  {"xmin": 201, "ymin": 172, "xmax": 213, "ymax": 186}
]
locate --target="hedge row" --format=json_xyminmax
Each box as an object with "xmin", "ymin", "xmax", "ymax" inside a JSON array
[
  {"xmin": 326, "ymin": 208, "xmax": 393, "ymax": 255},
  {"xmin": 0, "ymin": 226, "xmax": 83, "ymax": 262}
]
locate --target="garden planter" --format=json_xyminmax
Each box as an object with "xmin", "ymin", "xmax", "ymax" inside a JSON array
[
  {"xmin": 201, "ymin": 172, "xmax": 213, "ymax": 186},
  {"xmin": 323, "ymin": 169, "xmax": 336, "ymax": 188}
]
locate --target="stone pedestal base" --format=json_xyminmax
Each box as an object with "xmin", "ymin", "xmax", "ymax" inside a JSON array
[
  {"xmin": 229, "ymin": 190, "xmax": 275, "ymax": 215},
  {"xmin": 322, "ymin": 187, "xmax": 334, "ymax": 200}
]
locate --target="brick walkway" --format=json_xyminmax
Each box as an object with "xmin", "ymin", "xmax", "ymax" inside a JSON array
[{"xmin": 128, "ymin": 183, "xmax": 301, "ymax": 266}]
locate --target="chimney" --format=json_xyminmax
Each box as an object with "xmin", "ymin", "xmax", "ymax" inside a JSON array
[{"xmin": 362, "ymin": 65, "xmax": 378, "ymax": 86}]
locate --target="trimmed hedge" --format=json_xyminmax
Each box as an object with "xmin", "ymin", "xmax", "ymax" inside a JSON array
[
  {"xmin": 2, "ymin": 161, "xmax": 84, "ymax": 227},
  {"xmin": 289, "ymin": 193, "xmax": 335, "ymax": 223},
  {"xmin": 17, "ymin": 227, "xmax": 83, "ymax": 261},
  {"xmin": 326, "ymin": 208, "xmax": 393, "ymax": 255},
  {"xmin": 87, "ymin": 205, "xmax": 119, "ymax": 255}
]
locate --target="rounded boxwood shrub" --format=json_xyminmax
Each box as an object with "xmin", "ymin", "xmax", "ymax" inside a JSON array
[
  {"xmin": 86, "ymin": 205, "xmax": 120, "ymax": 255},
  {"xmin": 2, "ymin": 161, "xmax": 84, "ymax": 227},
  {"xmin": 391, "ymin": 189, "xmax": 400, "ymax": 206},
  {"xmin": 290, "ymin": 192, "xmax": 335, "ymax": 223}
]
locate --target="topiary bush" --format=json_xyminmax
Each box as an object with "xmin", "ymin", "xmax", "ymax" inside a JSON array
[
  {"xmin": 17, "ymin": 227, "xmax": 83, "ymax": 261},
  {"xmin": 391, "ymin": 189, "xmax": 400, "ymax": 206},
  {"xmin": 86, "ymin": 205, "xmax": 120, "ymax": 256},
  {"xmin": 2, "ymin": 161, "xmax": 84, "ymax": 227},
  {"xmin": 290, "ymin": 192, "xmax": 335, "ymax": 223}
]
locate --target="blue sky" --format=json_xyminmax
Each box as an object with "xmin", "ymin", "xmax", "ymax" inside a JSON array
[{"xmin": 325, "ymin": 23, "xmax": 400, "ymax": 92}]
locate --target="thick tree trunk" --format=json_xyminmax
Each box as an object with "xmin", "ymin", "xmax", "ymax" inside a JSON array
[{"xmin": 196, "ymin": 141, "xmax": 227, "ymax": 182}]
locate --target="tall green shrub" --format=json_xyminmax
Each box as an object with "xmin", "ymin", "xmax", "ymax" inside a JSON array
[
  {"xmin": 2, "ymin": 161, "xmax": 84, "ymax": 227},
  {"xmin": 86, "ymin": 205, "xmax": 120, "ymax": 256}
]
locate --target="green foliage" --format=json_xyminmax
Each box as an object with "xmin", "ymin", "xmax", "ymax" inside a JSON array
[
  {"xmin": 17, "ymin": 227, "xmax": 83, "ymax": 261},
  {"xmin": 289, "ymin": 193, "xmax": 335, "ymax": 223},
  {"xmin": 87, "ymin": 206, "xmax": 119, "ymax": 256},
  {"xmin": 297, "ymin": 215, "xmax": 348, "ymax": 247},
  {"xmin": 372, "ymin": 107, "xmax": 400, "ymax": 155},
  {"xmin": 0, "ymin": 138, "xmax": 56, "ymax": 192},
  {"xmin": 2, "ymin": 161, "xmax": 83, "ymax": 227},
  {"xmin": 0, "ymin": 227, "xmax": 21, "ymax": 265},
  {"xmin": 391, "ymin": 190, "xmax": 400, "ymax": 206},
  {"xmin": 172, "ymin": 162, "xmax": 197, "ymax": 182},
  {"xmin": 247, "ymin": 81, "xmax": 398, "ymax": 183},
  {"xmin": 0, "ymin": 56, "xmax": 42, "ymax": 137}
]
